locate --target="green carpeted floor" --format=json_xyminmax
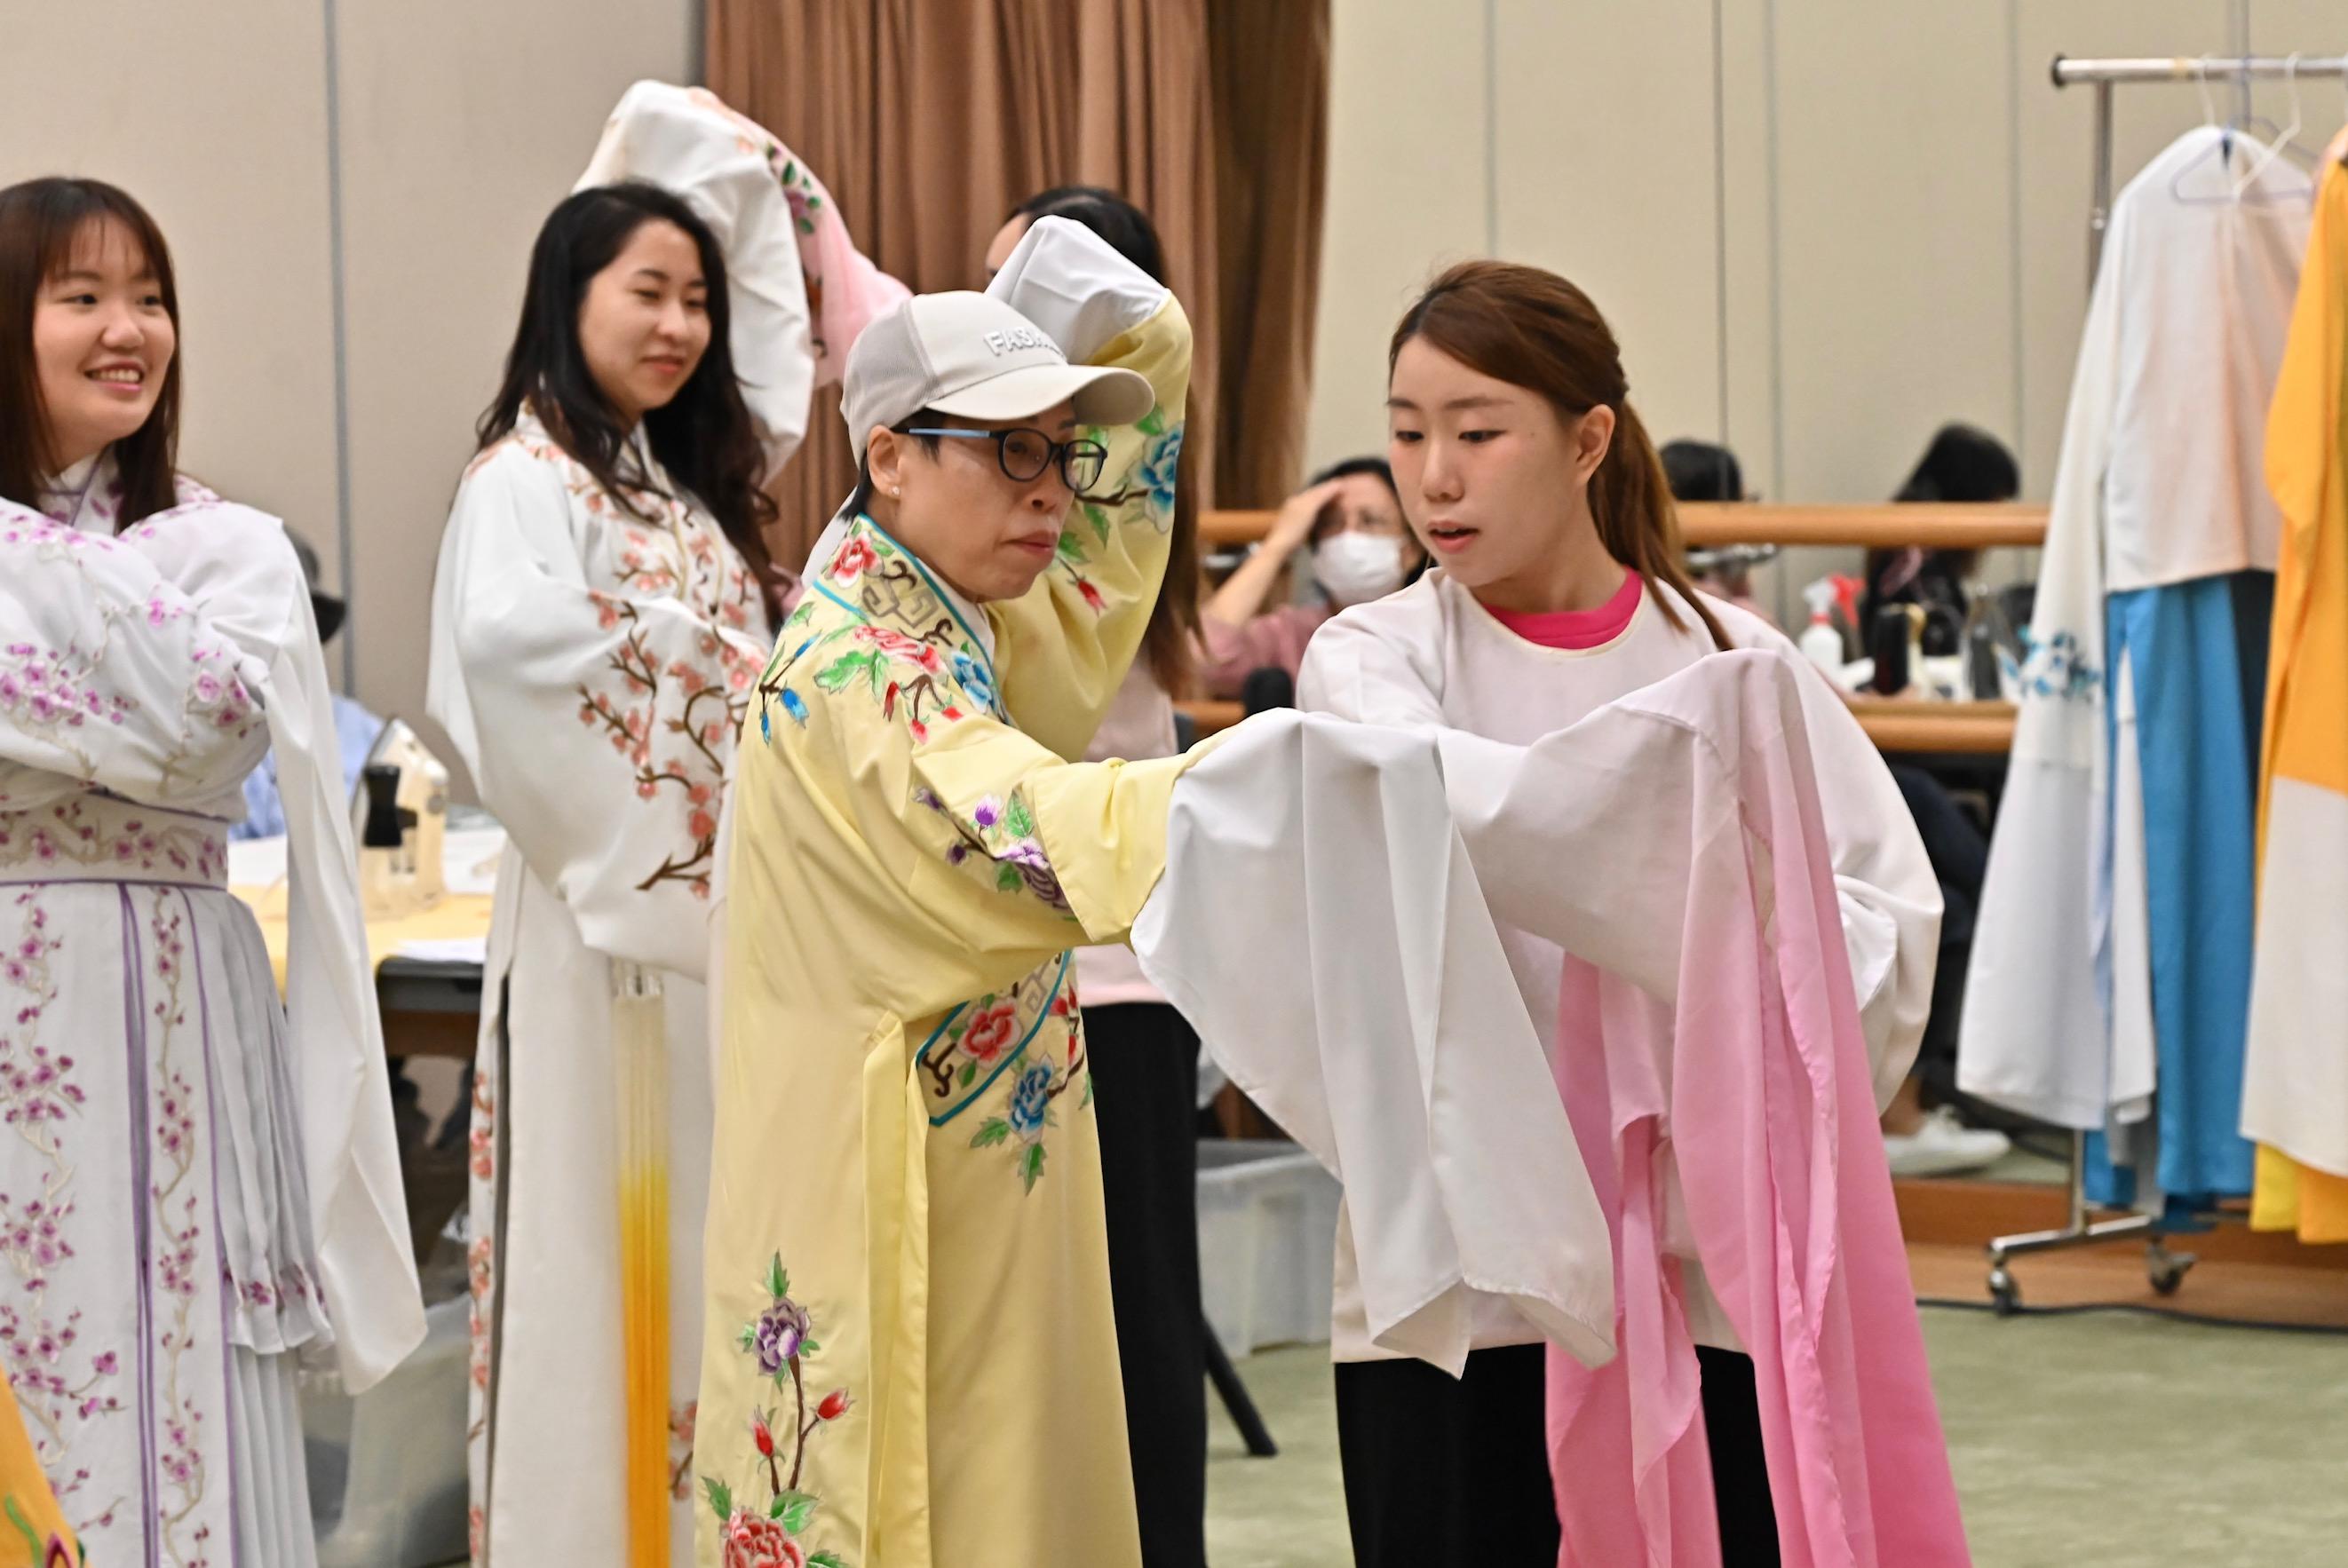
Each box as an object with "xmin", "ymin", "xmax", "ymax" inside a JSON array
[{"xmin": 1206, "ymin": 1306, "xmax": 2348, "ymax": 1566}]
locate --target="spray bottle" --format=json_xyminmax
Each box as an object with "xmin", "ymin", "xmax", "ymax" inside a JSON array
[{"xmin": 1799, "ymin": 578, "xmax": 1844, "ymax": 677}]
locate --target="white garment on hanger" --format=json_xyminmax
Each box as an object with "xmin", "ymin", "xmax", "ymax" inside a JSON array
[{"xmin": 1959, "ymin": 127, "xmax": 2308, "ymax": 1128}]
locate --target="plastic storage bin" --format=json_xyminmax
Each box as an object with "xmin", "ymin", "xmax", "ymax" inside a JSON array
[
  {"xmin": 305, "ymin": 1292, "xmax": 472, "ymax": 1568},
  {"xmin": 1197, "ymin": 1138, "xmax": 1342, "ymax": 1355}
]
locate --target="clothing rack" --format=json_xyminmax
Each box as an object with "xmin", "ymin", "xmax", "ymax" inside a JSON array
[
  {"xmin": 1974, "ymin": 51, "xmax": 2348, "ymax": 1312},
  {"xmin": 2052, "ymin": 55, "xmax": 2348, "ymax": 279}
]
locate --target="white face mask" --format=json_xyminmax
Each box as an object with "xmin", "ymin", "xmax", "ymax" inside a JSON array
[{"xmin": 1313, "ymin": 530, "xmax": 1408, "ymax": 607}]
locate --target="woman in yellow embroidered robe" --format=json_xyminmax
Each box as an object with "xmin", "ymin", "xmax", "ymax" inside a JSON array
[{"xmin": 695, "ymin": 223, "xmax": 1193, "ymax": 1567}]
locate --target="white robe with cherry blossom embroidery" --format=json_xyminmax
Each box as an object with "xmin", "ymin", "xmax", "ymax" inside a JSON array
[
  {"xmin": 427, "ymin": 411, "xmax": 771, "ymax": 1564},
  {"xmin": 0, "ymin": 462, "xmax": 421, "ymax": 1565}
]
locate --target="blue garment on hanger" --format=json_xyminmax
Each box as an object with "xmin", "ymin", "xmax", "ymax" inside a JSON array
[{"xmin": 2087, "ymin": 571, "xmax": 2272, "ymax": 1208}]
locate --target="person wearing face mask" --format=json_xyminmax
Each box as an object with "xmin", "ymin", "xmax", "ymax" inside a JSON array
[
  {"xmin": 697, "ymin": 217, "xmax": 1200, "ymax": 1567},
  {"xmin": 0, "ymin": 178, "xmax": 422, "ymax": 1564},
  {"xmin": 1198, "ymin": 457, "xmax": 1426, "ymax": 701},
  {"xmin": 425, "ymin": 180, "xmax": 792, "ymax": 1562}
]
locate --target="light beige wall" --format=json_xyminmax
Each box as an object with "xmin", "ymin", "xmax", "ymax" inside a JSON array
[
  {"xmin": 1313, "ymin": 0, "xmax": 2343, "ymax": 615},
  {"xmin": 4, "ymin": 0, "xmax": 696, "ymax": 737},
  {"xmin": 335, "ymin": 0, "xmax": 697, "ymax": 733},
  {"xmin": 1305, "ymin": 0, "xmax": 1492, "ymax": 478},
  {"xmin": 1772, "ymin": 0, "xmax": 2017, "ymax": 504},
  {"xmin": 1495, "ymin": 0, "xmax": 1724, "ymax": 455},
  {"xmin": 1, "ymin": 0, "xmax": 343, "ymax": 582}
]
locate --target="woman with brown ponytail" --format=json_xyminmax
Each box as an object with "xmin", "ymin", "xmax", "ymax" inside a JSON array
[{"xmin": 1295, "ymin": 260, "xmax": 1943, "ymax": 1566}]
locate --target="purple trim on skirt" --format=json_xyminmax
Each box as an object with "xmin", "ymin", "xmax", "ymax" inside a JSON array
[
  {"xmin": 184, "ymin": 892, "xmax": 242, "ymax": 1566},
  {"xmin": 116, "ymin": 888, "xmax": 161, "ymax": 1568}
]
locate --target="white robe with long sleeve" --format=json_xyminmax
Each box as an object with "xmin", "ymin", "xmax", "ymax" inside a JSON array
[
  {"xmin": 1288, "ymin": 571, "xmax": 1939, "ymax": 1354},
  {"xmin": 1958, "ymin": 126, "xmax": 2308, "ymax": 1132},
  {"xmin": 0, "ymin": 468, "xmax": 420, "ymax": 1564},
  {"xmin": 437, "ymin": 78, "xmax": 830, "ymax": 1564},
  {"xmin": 1131, "ymin": 653, "xmax": 1971, "ymax": 1567},
  {"xmin": 426, "ymin": 416, "xmax": 771, "ymax": 1564}
]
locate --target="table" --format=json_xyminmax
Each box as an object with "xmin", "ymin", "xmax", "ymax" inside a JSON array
[{"xmin": 232, "ymin": 831, "xmax": 499, "ymax": 1058}]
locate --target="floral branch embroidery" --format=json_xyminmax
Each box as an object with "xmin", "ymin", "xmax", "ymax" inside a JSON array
[
  {"xmin": 916, "ymin": 788, "xmax": 1073, "ymax": 915},
  {"xmin": 957, "ymin": 985, "xmax": 1083, "ymax": 1193},
  {"xmin": 0, "ymin": 887, "xmax": 126, "ymax": 1520},
  {"xmin": 704, "ymin": 1256, "xmax": 853, "ymax": 1567},
  {"xmin": 0, "ymin": 519, "xmax": 261, "ymax": 803},
  {"xmin": 575, "ymin": 593, "xmax": 750, "ymax": 900},
  {"xmin": 140, "ymin": 890, "xmax": 211, "ymax": 1564}
]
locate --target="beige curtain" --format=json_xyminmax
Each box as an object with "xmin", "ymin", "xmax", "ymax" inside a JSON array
[{"xmin": 704, "ymin": 0, "xmax": 1328, "ymax": 565}]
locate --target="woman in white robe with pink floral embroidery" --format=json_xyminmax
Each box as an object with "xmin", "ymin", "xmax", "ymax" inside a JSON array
[
  {"xmin": 427, "ymin": 86, "xmax": 902, "ymax": 1559},
  {"xmin": 0, "ymin": 178, "xmax": 422, "ymax": 1564}
]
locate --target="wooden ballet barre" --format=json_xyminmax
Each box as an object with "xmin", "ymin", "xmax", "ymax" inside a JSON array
[
  {"xmin": 1677, "ymin": 503, "xmax": 2046, "ymax": 550},
  {"xmin": 1202, "ymin": 503, "xmax": 2049, "ymax": 552},
  {"xmin": 1179, "ymin": 700, "xmax": 1245, "ymax": 736},
  {"xmin": 1848, "ymin": 700, "xmax": 2016, "ymax": 755},
  {"xmin": 1175, "ymin": 697, "xmax": 2019, "ymax": 755}
]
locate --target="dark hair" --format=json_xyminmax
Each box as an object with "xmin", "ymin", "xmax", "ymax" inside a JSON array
[
  {"xmin": 1391, "ymin": 261, "xmax": 1729, "ymax": 649},
  {"xmin": 1302, "ymin": 455, "xmax": 1430, "ymax": 582},
  {"xmin": 1896, "ymin": 423, "xmax": 2019, "ymax": 504},
  {"xmin": 1304, "ymin": 455, "xmax": 1396, "ymax": 544},
  {"xmin": 0, "ymin": 178, "xmax": 183, "ymax": 524},
  {"xmin": 845, "ymin": 411, "xmax": 943, "ymax": 519},
  {"xmin": 1009, "ymin": 186, "xmax": 1170, "ymax": 289},
  {"xmin": 1000, "ymin": 186, "xmax": 1198, "ymax": 694},
  {"xmin": 478, "ymin": 184, "xmax": 776, "ymax": 594},
  {"xmin": 1660, "ymin": 440, "xmax": 1744, "ymax": 503},
  {"xmin": 1867, "ymin": 424, "xmax": 2022, "ymax": 606}
]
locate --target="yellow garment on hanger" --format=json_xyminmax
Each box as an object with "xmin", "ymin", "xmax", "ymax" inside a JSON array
[
  {"xmin": 0, "ymin": 1378, "xmax": 75, "ymax": 1565},
  {"xmin": 2247, "ymin": 160, "xmax": 2348, "ymax": 1244}
]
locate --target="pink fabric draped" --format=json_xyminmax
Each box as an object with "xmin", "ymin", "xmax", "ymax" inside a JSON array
[{"xmin": 1545, "ymin": 653, "xmax": 1969, "ymax": 1568}]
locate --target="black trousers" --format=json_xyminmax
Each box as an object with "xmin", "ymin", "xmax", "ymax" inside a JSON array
[
  {"xmin": 1886, "ymin": 762, "xmax": 1989, "ymax": 1100},
  {"xmin": 1087, "ymin": 1002, "xmax": 1208, "ymax": 1568},
  {"xmin": 1335, "ymin": 1342, "xmax": 1780, "ymax": 1567}
]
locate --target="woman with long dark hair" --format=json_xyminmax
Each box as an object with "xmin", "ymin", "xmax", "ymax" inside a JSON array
[
  {"xmin": 0, "ymin": 177, "xmax": 421, "ymax": 1561},
  {"xmin": 426, "ymin": 179, "xmax": 787, "ymax": 1562}
]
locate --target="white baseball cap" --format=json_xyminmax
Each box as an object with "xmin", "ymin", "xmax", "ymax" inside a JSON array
[{"xmin": 841, "ymin": 291, "xmax": 1154, "ymax": 462}]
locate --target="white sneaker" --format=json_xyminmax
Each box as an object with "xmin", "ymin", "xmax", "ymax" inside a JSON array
[{"xmin": 1884, "ymin": 1105, "xmax": 2011, "ymax": 1178}]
